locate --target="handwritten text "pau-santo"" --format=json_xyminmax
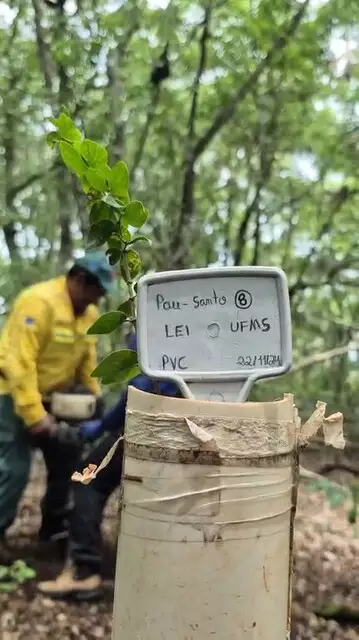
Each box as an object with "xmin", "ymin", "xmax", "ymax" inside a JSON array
[{"xmin": 156, "ymin": 290, "xmax": 226, "ymax": 311}]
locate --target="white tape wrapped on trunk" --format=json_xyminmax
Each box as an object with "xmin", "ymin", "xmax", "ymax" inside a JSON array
[{"xmin": 112, "ymin": 390, "xmax": 300, "ymax": 640}]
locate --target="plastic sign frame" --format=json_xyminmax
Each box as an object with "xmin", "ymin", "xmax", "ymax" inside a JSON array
[{"xmin": 136, "ymin": 266, "xmax": 292, "ymax": 402}]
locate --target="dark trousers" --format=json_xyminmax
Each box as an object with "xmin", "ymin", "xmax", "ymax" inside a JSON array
[
  {"xmin": 0, "ymin": 394, "xmax": 80, "ymax": 540},
  {"xmin": 68, "ymin": 433, "xmax": 123, "ymax": 576},
  {"xmin": 31, "ymin": 433, "xmax": 81, "ymax": 540}
]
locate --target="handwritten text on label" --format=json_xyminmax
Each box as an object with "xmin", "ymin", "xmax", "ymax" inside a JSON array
[{"xmin": 146, "ymin": 275, "xmax": 283, "ymax": 374}]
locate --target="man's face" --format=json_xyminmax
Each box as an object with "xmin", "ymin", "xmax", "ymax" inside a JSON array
[{"xmin": 73, "ymin": 273, "xmax": 106, "ymax": 315}]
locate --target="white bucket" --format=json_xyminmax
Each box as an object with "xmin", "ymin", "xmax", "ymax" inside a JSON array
[{"xmin": 112, "ymin": 389, "xmax": 297, "ymax": 639}]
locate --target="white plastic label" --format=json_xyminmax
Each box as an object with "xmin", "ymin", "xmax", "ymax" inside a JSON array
[{"xmin": 137, "ymin": 267, "xmax": 292, "ymax": 401}]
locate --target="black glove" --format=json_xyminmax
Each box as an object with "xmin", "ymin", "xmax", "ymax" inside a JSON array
[{"xmin": 51, "ymin": 421, "xmax": 83, "ymax": 447}]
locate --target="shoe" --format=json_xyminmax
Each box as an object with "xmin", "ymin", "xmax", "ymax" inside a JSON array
[{"xmin": 37, "ymin": 566, "xmax": 102, "ymax": 601}]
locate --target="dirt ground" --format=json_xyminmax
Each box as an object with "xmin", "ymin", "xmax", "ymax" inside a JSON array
[{"xmin": 0, "ymin": 456, "xmax": 358, "ymax": 640}]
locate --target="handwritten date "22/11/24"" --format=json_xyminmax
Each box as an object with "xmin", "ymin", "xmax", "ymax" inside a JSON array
[{"xmin": 237, "ymin": 354, "xmax": 282, "ymax": 367}]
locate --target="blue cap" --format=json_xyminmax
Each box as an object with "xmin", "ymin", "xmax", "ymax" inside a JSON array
[{"xmin": 74, "ymin": 251, "xmax": 115, "ymax": 293}]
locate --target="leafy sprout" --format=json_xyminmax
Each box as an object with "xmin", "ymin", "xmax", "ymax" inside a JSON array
[{"xmin": 47, "ymin": 112, "xmax": 150, "ymax": 385}]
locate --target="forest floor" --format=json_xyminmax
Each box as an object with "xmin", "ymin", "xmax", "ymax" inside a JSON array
[{"xmin": 0, "ymin": 457, "xmax": 358, "ymax": 640}]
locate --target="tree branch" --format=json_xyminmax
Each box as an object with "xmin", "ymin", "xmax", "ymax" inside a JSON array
[
  {"xmin": 187, "ymin": 7, "xmax": 211, "ymax": 142},
  {"xmin": 251, "ymin": 209, "xmax": 261, "ymax": 265},
  {"xmin": 291, "ymin": 274, "xmax": 359, "ymax": 294},
  {"xmin": 55, "ymin": 1, "xmax": 73, "ymax": 262},
  {"xmin": 3, "ymin": 71, "xmax": 21, "ymax": 260},
  {"xmin": 5, "ymin": 5, "xmax": 23, "ymax": 53},
  {"xmin": 290, "ymin": 343, "xmax": 358, "ymax": 374},
  {"xmin": 289, "ymin": 186, "xmax": 358, "ymax": 299},
  {"xmin": 299, "ymin": 467, "xmax": 353, "ymax": 486},
  {"xmin": 168, "ymin": 8, "xmax": 211, "ymax": 267},
  {"xmin": 193, "ymin": 0, "xmax": 310, "ymax": 160},
  {"xmin": 316, "ymin": 462, "xmax": 359, "ymax": 477},
  {"xmin": 234, "ymin": 86, "xmax": 281, "ymax": 265},
  {"xmin": 223, "ymin": 180, "xmax": 236, "ymax": 265},
  {"xmin": 7, "ymin": 160, "xmax": 60, "ymax": 202},
  {"xmin": 108, "ymin": 21, "xmax": 139, "ymax": 163},
  {"xmin": 234, "ymin": 184, "xmax": 262, "ymax": 265},
  {"xmin": 130, "ymin": 89, "xmax": 160, "ymax": 180},
  {"xmin": 32, "ymin": 0, "xmax": 53, "ymax": 91}
]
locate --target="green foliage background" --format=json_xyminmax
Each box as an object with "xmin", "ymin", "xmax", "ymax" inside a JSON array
[{"xmin": 1, "ymin": 0, "xmax": 359, "ymax": 428}]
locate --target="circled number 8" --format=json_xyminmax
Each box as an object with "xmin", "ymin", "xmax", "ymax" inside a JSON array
[{"xmin": 234, "ymin": 289, "xmax": 252, "ymax": 310}]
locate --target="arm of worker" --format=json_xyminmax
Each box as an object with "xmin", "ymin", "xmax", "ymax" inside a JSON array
[
  {"xmin": 2, "ymin": 294, "xmax": 50, "ymax": 428},
  {"xmin": 79, "ymin": 372, "xmax": 179, "ymax": 441}
]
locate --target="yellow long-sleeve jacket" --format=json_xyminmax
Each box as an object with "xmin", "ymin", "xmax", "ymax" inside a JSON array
[{"xmin": 0, "ymin": 276, "xmax": 101, "ymax": 426}]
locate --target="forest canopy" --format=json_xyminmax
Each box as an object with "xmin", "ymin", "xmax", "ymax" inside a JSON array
[{"xmin": 1, "ymin": 0, "xmax": 359, "ymax": 424}]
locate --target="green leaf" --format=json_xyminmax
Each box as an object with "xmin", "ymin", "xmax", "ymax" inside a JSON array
[
  {"xmin": 59, "ymin": 141, "xmax": 87, "ymax": 177},
  {"xmin": 88, "ymin": 220, "xmax": 116, "ymax": 246},
  {"xmin": 118, "ymin": 299, "xmax": 133, "ymax": 316},
  {"xmin": 109, "ymin": 161, "xmax": 129, "ymax": 198},
  {"xmin": 123, "ymin": 249, "xmax": 142, "ymax": 279},
  {"xmin": 120, "ymin": 222, "xmax": 131, "ymax": 242},
  {"xmin": 81, "ymin": 175, "xmax": 91, "ymax": 193},
  {"xmin": 87, "ymin": 311, "xmax": 126, "ymax": 335},
  {"xmin": 102, "ymin": 193, "xmax": 122, "ymax": 209},
  {"xmin": 10, "ymin": 560, "xmax": 36, "ymax": 582},
  {"xmin": 128, "ymin": 234, "xmax": 151, "ymax": 247},
  {"xmin": 107, "ymin": 234, "xmax": 124, "ymax": 250},
  {"xmin": 89, "ymin": 202, "xmax": 113, "ymax": 225},
  {"xmin": 123, "ymin": 201, "xmax": 148, "ymax": 228},
  {"xmin": 91, "ymin": 349, "xmax": 140, "ymax": 384},
  {"xmin": 81, "ymin": 139, "xmax": 108, "ymax": 167},
  {"xmin": 85, "ymin": 167, "xmax": 108, "ymax": 192},
  {"xmin": 106, "ymin": 248, "xmax": 122, "ymax": 266},
  {"xmin": 0, "ymin": 566, "xmax": 9, "ymax": 580},
  {"xmin": 51, "ymin": 113, "xmax": 82, "ymax": 143},
  {"xmin": 0, "ymin": 582, "xmax": 17, "ymax": 593},
  {"xmin": 46, "ymin": 131, "xmax": 59, "ymax": 148}
]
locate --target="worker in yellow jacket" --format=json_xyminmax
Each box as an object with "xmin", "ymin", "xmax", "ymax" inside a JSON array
[{"xmin": 0, "ymin": 251, "xmax": 114, "ymax": 559}]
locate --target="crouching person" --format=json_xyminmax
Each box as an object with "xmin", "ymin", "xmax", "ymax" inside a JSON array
[
  {"xmin": 37, "ymin": 331, "xmax": 180, "ymax": 600},
  {"xmin": 0, "ymin": 251, "xmax": 114, "ymax": 563}
]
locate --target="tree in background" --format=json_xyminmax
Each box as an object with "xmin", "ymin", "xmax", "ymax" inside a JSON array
[{"xmin": 1, "ymin": 0, "xmax": 359, "ymax": 425}]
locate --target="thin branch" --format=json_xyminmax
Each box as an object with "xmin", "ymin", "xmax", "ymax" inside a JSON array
[
  {"xmin": 223, "ymin": 181, "xmax": 235, "ymax": 266},
  {"xmin": 7, "ymin": 160, "xmax": 60, "ymax": 201},
  {"xmin": 331, "ymin": 318, "xmax": 359, "ymax": 331},
  {"xmin": 251, "ymin": 209, "xmax": 261, "ymax": 265},
  {"xmin": 168, "ymin": 8, "xmax": 212, "ymax": 266},
  {"xmin": 130, "ymin": 89, "xmax": 160, "ymax": 180},
  {"xmin": 299, "ymin": 467, "xmax": 353, "ymax": 486},
  {"xmin": 193, "ymin": 0, "xmax": 310, "ymax": 161},
  {"xmin": 5, "ymin": 6, "xmax": 23, "ymax": 53},
  {"xmin": 290, "ymin": 253, "xmax": 359, "ymax": 299},
  {"xmin": 291, "ymin": 343, "xmax": 358, "ymax": 374},
  {"xmin": 234, "ymin": 87, "xmax": 281, "ymax": 265},
  {"xmin": 187, "ymin": 7, "xmax": 211, "ymax": 142},
  {"xmin": 3, "ymin": 70, "xmax": 21, "ymax": 260},
  {"xmin": 58, "ymin": 7, "xmax": 73, "ymax": 261},
  {"xmin": 107, "ymin": 22, "xmax": 139, "ymax": 163},
  {"xmin": 234, "ymin": 184, "xmax": 262, "ymax": 265},
  {"xmin": 316, "ymin": 463, "xmax": 359, "ymax": 477},
  {"xmin": 32, "ymin": 0, "xmax": 53, "ymax": 91}
]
